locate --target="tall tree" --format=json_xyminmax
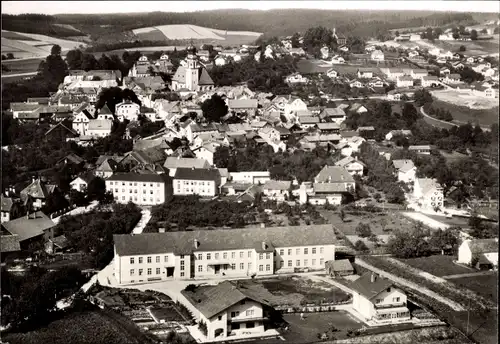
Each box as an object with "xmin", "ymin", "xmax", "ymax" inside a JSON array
[{"xmin": 201, "ymin": 94, "xmax": 228, "ymax": 123}]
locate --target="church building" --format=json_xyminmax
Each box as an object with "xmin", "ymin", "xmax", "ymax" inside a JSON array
[{"xmin": 171, "ymin": 45, "xmax": 215, "ymax": 92}]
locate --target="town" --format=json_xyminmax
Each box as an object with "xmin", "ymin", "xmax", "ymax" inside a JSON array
[{"xmin": 1, "ymin": 3, "xmax": 499, "ymax": 344}]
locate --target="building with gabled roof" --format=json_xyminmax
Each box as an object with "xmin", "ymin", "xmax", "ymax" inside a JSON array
[
  {"xmin": 457, "ymin": 239, "xmax": 498, "ymax": 270},
  {"xmin": 113, "ymin": 224, "xmax": 337, "ymax": 283},
  {"xmin": 1, "ymin": 211, "xmax": 55, "ymax": 250},
  {"xmin": 315, "ymin": 166, "xmax": 355, "ymax": 186},
  {"xmin": 319, "ymin": 107, "xmax": 346, "ymax": 123},
  {"xmin": 392, "ymin": 159, "xmax": 416, "ymax": 183},
  {"xmin": 413, "ymin": 178, "xmax": 443, "ymax": 210},
  {"xmin": 173, "ymin": 168, "xmax": 221, "ymax": 197},
  {"xmin": 105, "ymin": 172, "xmax": 170, "ymax": 205},
  {"xmin": 164, "ymin": 157, "xmax": 211, "ymax": 177},
  {"xmin": 262, "ymin": 180, "xmax": 291, "ymax": 202},
  {"xmin": 171, "ymin": 45, "xmax": 214, "ymax": 92},
  {"xmin": 20, "ymin": 178, "xmax": 56, "ymax": 210},
  {"xmin": 350, "ymin": 272, "xmax": 410, "ymax": 324},
  {"xmin": 335, "ymin": 156, "xmax": 365, "ymax": 176}
]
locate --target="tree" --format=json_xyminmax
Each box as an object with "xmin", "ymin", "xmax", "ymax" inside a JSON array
[
  {"xmin": 354, "ymin": 240, "xmax": 369, "ymax": 252},
  {"xmin": 387, "ymin": 223, "xmax": 431, "ymax": 258},
  {"xmin": 470, "ymin": 29, "xmax": 478, "ymax": 40},
  {"xmin": 291, "ymin": 32, "xmax": 301, "ymax": 48},
  {"xmin": 87, "ymin": 176, "xmax": 107, "ymax": 201},
  {"xmin": 395, "ymin": 31, "xmax": 400, "ymax": 37},
  {"xmin": 402, "ymin": 102, "xmax": 420, "ymax": 127},
  {"xmin": 201, "ymin": 94, "xmax": 228, "ymax": 122},
  {"xmin": 65, "ymin": 49, "xmax": 84, "ymax": 69},
  {"xmin": 355, "ymin": 223, "xmax": 372, "ymax": 238},
  {"xmin": 339, "ymin": 208, "xmax": 345, "ymax": 222},
  {"xmin": 303, "ymin": 26, "xmax": 336, "ymax": 53},
  {"xmin": 51, "ymin": 44, "xmax": 62, "ymax": 56},
  {"xmin": 38, "ymin": 45, "xmax": 68, "ymax": 87},
  {"xmin": 430, "ymin": 227, "xmax": 459, "ymax": 254},
  {"xmin": 459, "ymin": 45, "xmax": 466, "ymax": 52}
]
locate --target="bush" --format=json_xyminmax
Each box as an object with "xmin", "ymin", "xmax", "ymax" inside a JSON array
[
  {"xmin": 355, "ymin": 223, "xmax": 372, "ymax": 238},
  {"xmin": 354, "ymin": 240, "xmax": 369, "ymax": 252}
]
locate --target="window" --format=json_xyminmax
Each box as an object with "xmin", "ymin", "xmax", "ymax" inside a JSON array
[
  {"xmin": 197, "ymin": 254, "xmax": 202, "ymax": 260},
  {"xmin": 198, "ymin": 265, "xmax": 203, "ymax": 272},
  {"xmin": 296, "ymin": 248, "xmax": 300, "ymax": 255},
  {"xmin": 288, "ymin": 249, "xmax": 292, "ymax": 255},
  {"xmin": 139, "ymin": 257, "xmax": 143, "ymax": 264},
  {"xmin": 240, "ymin": 251, "xmax": 244, "ymax": 258},
  {"xmin": 130, "ymin": 269, "xmax": 134, "ymax": 276},
  {"xmin": 130, "ymin": 258, "xmax": 135, "ymax": 264},
  {"xmin": 164, "ymin": 256, "xmax": 168, "ymax": 262},
  {"xmin": 223, "ymin": 252, "xmax": 227, "ymax": 259},
  {"xmin": 147, "ymin": 257, "xmax": 152, "ymax": 263},
  {"xmin": 320, "ymin": 247, "xmax": 324, "ymax": 254},
  {"xmin": 147, "ymin": 268, "xmax": 152, "ymax": 275},
  {"xmin": 231, "ymin": 263, "xmax": 236, "ymax": 270},
  {"xmin": 247, "ymin": 322, "xmax": 255, "ymax": 328},
  {"xmin": 259, "ymin": 253, "xmax": 264, "ymax": 260},
  {"xmin": 375, "ymin": 299, "xmax": 383, "ymax": 304},
  {"xmin": 180, "ymin": 272, "xmax": 185, "ymax": 277},
  {"xmin": 231, "ymin": 252, "xmax": 235, "ymax": 259},
  {"xmin": 207, "ymin": 253, "xmax": 211, "ymax": 260},
  {"xmin": 139, "ymin": 269, "xmax": 143, "ymax": 276},
  {"xmin": 280, "ymin": 249, "xmax": 284, "ymax": 255},
  {"xmin": 248, "ymin": 263, "xmax": 252, "ymax": 270},
  {"xmin": 240, "ymin": 263, "xmax": 244, "ymax": 270},
  {"xmin": 320, "ymin": 258, "xmax": 324, "ymax": 265},
  {"xmin": 312, "ymin": 248, "xmax": 317, "ymax": 254},
  {"xmin": 266, "ymin": 253, "xmax": 271, "ymax": 259},
  {"xmin": 248, "ymin": 251, "xmax": 252, "ymax": 258},
  {"xmin": 259, "ymin": 265, "xmax": 263, "ymax": 271},
  {"xmin": 393, "ymin": 297, "xmax": 400, "ymax": 303},
  {"xmin": 304, "ymin": 259, "xmax": 308, "ymax": 266},
  {"xmin": 387, "ymin": 287, "xmax": 391, "ymax": 292},
  {"xmin": 288, "ymin": 260, "xmax": 292, "ymax": 267},
  {"xmin": 156, "ymin": 268, "xmax": 160, "ymax": 274},
  {"xmin": 266, "ymin": 264, "xmax": 270, "ymax": 271},
  {"xmin": 246, "ymin": 310, "xmax": 254, "ymax": 316},
  {"xmin": 312, "ymin": 259, "xmax": 316, "ymax": 266},
  {"xmin": 296, "ymin": 260, "xmax": 300, "ymax": 266},
  {"xmin": 304, "ymin": 248, "xmax": 309, "ymax": 255},
  {"xmin": 215, "ymin": 253, "xmax": 219, "ymax": 259},
  {"xmin": 231, "ymin": 311, "xmax": 240, "ymax": 317},
  {"xmin": 156, "ymin": 256, "xmax": 160, "ymax": 263},
  {"xmin": 280, "ymin": 260, "xmax": 284, "ymax": 268}
]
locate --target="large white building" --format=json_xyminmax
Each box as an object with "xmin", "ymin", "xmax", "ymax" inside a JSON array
[
  {"xmin": 171, "ymin": 45, "xmax": 215, "ymax": 92},
  {"xmin": 105, "ymin": 172, "xmax": 170, "ymax": 205},
  {"xmin": 173, "ymin": 168, "xmax": 221, "ymax": 197},
  {"xmin": 113, "ymin": 225, "xmax": 337, "ymax": 284}
]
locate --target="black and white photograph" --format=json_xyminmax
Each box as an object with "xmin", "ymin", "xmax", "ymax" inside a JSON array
[{"xmin": 0, "ymin": 1, "xmax": 499, "ymax": 343}]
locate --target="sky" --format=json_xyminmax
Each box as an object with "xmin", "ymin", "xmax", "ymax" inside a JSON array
[{"xmin": 2, "ymin": 1, "xmax": 499, "ymax": 15}]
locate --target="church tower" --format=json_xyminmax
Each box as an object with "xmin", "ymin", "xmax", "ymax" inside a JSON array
[{"xmin": 185, "ymin": 44, "xmax": 200, "ymax": 91}]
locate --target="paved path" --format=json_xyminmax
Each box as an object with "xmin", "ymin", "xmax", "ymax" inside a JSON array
[
  {"xmin": 52, "ymin": 201, "xmax": 100, "ymax": 224},
  {"xmin": 400, "ymin": 211, "xmax": 450, "ymax": 230},
  {"xmin": 442, "ymin": 271, "xmax": 497, "ymax": 280},
  {"xmin": 356, "ymin": 258, "xmax": 466, "ymax": 311},
  {"xmin": 419, "ymin": 105, "xmax": 458, "ymax": 130},
  {"xmin": 1, "ymin": 71, "xmax": 38, "ymax": 79}
]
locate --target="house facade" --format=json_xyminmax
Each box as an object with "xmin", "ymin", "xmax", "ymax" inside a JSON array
[
  {"xmin": 229, "ymin": 171, "xmax": 271, "ymax": 185},
  {"xmin": 393, "ymin": 159, "xmax": 416, "ymax": 183},
  {"xmin": 173, "ymin": 168, "xmax": 221, "ymax": 197},
  {"xmin": 113, "ymin": 224, "xmax": 337, "ymax": 284},
  {"xmin": 457, "ymin": 239, "xmax": 498, "ymax": 270},
  {"xmin": 413, "ymin": 178, "xmax": 443, "ymax": 210},
  {"xmin": 105, "ymin": 173, "xmax": 169, "ymax": 206},
  {"xmin": 116, "ymin": 101, "xmax": 140, "ymax": 122},
  {"xmin": 262, "ymin": 180, "xmax": 291, "ymax": 202}
]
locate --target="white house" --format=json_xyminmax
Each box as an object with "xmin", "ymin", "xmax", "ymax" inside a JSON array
[
  {"xmin": 87, "ymin": 119, "xmax": 112, "ymax": 137},
  {"xmin": 457, "ymin": 239, "xmax": 498, "ymax": 270},
  {"xmin": 173, "ymin": 168, "xmax": 221, "ymax": 197},
  {"xmin": 392, "ymin": 159, "xmax": 416, "ymax": 183},
  {"xmin": 413, "ymin": 178, "xmax": 443, "ymax": 210},
  {"xmin": 330, "ymin": 55, "xmax": 345, "ymax": 64},
  {"xmin": 422, "ymin": 76, "xmax": 439, "ymax": 87},
  {"xmin": 262, "ymin": 180, "xmax": 291, "ymax": 202},
  {"xmin": 106, "ymin": 172, "xmax": 169, "ymax": 205},
  {"xmin": 285, "ymin": 73, "xmax": 308, "ymax": 84},
  {"xmin": 396, "ymin": 75, "xmax": 414, "ymax": 88},
  {"xmin": 69, "ymin": 174, "xmax": 93, "ymax": 193},
  {"xmin": 350, "ymin": 272, "xmax": 410, "ymax": 324},
  {"xmin": 371, "ymin": 50, "xmax": 385, "ymax": 61},
  {"xmin": 357, "ymin": 69, "xmax": 374, "ymax": 79},
  {"xmin": 445, "ymin": 73, "xmax": 462, "ymax": 84},
  {"xmin": 229, "ymin": 171, "xmax": 270, "ymax": 185},
  {"xmin": 346, "ymin": 136, "xmax": 366, "ymax": 153},
  {"xmin": 284, "ymin": 97, "xmax": 308, "ymax": 118},
  {"xmin": 386, "ymin": 129, "xmax": 412, "ymax": 141},
  {"xmin": 326, "ymin": 69, "xmax": 339, "ymax": 79},
  {"xmin": 115, "ymin": 101, "xmax": 140, "ymax": 122},
  {"xmin": 335, "ymin": 156, "xmax": 365, "ymax": 176},
  {"xmin": 349, "ymin": 80, "xmax": 364, "ymax": 88}
]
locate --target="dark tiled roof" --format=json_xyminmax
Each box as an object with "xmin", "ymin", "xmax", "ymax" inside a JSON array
[
  {"xmin": 315, "ymin": 166, "xmax": 355, "ymax": 183},
  {"xmin": 114, "ymin": 224, "xmax": 336, "ymax": 256},
  {"xmin": 184, "ymin": 281, "xmax": 270, "ymax": 319},
  {"xmin": 2, "ymin": 212, "xmax": 55, "ymax": 242},
  {"xmin": 326, "ymin": 259, "xmax": 353, "ymax": 272},
  {"xmin": 99, "ymin": 104, "xmax": 113, "ymax": 115},
  {"xmin": 174, "ymin": 168, "xmax": 221, "ymax": 181},
  {"xmin": 1, "ymin": 234, "xmax": 21, "ymax": 253},
  {"xmin": 106, "ymin": 172, "xmax": 168, "ymax": 183},
  {"xmin": 349, "ymin": 272, "xmax": 395, "ymax": 300},
  {"xmin": 468, "ymin": 239, "xmax": 498, "ymax": 253}
]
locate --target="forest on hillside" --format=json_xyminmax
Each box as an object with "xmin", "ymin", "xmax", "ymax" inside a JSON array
[{"xmin": 2, "ymin": 10, "xmax": 487, "ymax": 41}]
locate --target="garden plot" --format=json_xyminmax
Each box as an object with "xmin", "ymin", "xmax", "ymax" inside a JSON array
[{"xmin": 431, "ymin": 90, "xmax": 499, "ymax": 110}]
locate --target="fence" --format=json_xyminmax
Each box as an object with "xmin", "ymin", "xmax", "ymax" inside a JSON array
[
  {"xmin": 275, "ymin": 300, "xmax": 352, "ymax": 314},
  {"xmin": 49, "ymin": 204, "xmax": 77, "ymax": 219}
]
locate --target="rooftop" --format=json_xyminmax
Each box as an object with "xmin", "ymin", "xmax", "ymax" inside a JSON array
[
  {"xmin": 2, "ymin": 212, "xmax": 55, "ymax": 242},
  {"xmin": 174, "ymin": 168, "xmax": 221, "ymax": 181},
  {"xmin": 106, "ymin": 172, "xmax": 168, "ymax": 183},
  {"xmin": 349, "ymin": 272, "xmax": 395, "ymax": 300}
]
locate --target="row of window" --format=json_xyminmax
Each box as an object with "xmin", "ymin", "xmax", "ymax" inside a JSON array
[
  {"xmin": 197, "ymin": 251, "xmax": 252, "ymax": 260},
  {"xmin": 278, "ymin": 247, "xmax": 324, "ymax": 256},
  {"xmin": 130, "ymin": 267, "xmax": 161, "ymax": 276},
  {"xmin": 177, "ymin": 181, "xmax": 212, "ymax": 186},
  {"xmin": 113, "ymin": 188, "xmax": 157, "ymax": 194},
  {"xmin": 280, "ymin": 258, "xmax": 324, "ymax": 268},
  {"xmin": 230, "ymin": 310, "xmax": 254, "ymax": 317},
  {"xmin": 130, "ymin": 256, "xmax": 170, "ymax": 264},
  {"xmin": 109, "ymin": 181, "xmax": 162, "ymax": 187},
  {"xmin": 176, "ymin": 188, "xmax": 211, "ymax": 194},
  {"xmin": 117, "ymin": 196, "xmax": 159, "ymax": 203}
]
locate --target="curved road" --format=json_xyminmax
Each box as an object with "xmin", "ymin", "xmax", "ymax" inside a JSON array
[{"xmin": 420, "ymin": 105, "xmax": 491, "ymax": 132}]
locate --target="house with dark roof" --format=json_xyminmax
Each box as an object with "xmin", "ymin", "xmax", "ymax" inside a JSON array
[
  {"xmin": 164, "ymin": 157, "xmax": 211, "ymax": 177},
  {"xmin": 350, "ymin": 272, "xmax": 410, "ymax": 324},
  {"xmin": 105, "ymin": 172, "xmax": 170, "ymax": 206},
  {"xmin": 20, "ymin": 178, "xmax": 57, "ymax": 210},
  {"xmin": 95, "ymin": 158, "xmax": 119, "ymax": 178},
  {"xmin": 458, "ymin": 239, "xmax": 498, "ymax": 270},
  {"xmin": 262, "ymin": 180, "xmax": 291, "ymax": 202},
  {"xmin": 413, "ymin": 178, "xmax": 443, "ymax": 210},
  {"xmin": 319, "ymin": 107, "xmax": 346, "ymax": 124},
  {"xmin": 1, "ymin": 211, "xmax": 56, "ymax": 250},
  {"xmin": 1, "ymin": 194, "xmax": 17, "ymax": 222},
  {"xmin": 335, "ymin": 156, "xmax": 365, "ymax": 176},
  {"xmin": 325, "ymin": 259, "xmax": 354, "ymax": 277},
  {"xmin": 113, "ymin": 224, "xmax": 337, "ymax": 284},
  {"xmin": 1, "ymin": 234, "xmax": 21, "ymax": 257},
  {"xmin": 182, "ymin": 281, "xmax": 279, "ymax": 341},
  {"xmin": 173, "ymin": 168, "xmax": 221, "ymax": 197},
  {"xmin": 45, "ymin": 122, "xmax": 79, "ymax": 140}
]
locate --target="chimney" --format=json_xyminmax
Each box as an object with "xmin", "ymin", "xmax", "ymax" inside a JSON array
[
  {"xmin": 262, "ymin": 241, "xmax": 267, "ymax": 250},
  {"xmin": 371, "ymin": 273, "xmax": 376, "ymax": 283},
  {"xmin": 194, "ymin": 239, "xmax": 200, "ymax": 249}
]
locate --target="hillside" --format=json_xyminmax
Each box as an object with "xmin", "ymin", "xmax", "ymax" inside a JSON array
[{"xmin": 4, "ymin": 10, "xmax": 496, "ymax": 44}]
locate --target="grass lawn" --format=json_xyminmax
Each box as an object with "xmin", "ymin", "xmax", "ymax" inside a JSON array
[
  {"xmin": 254, "ymin": 311, "xmax": 362, "ymax": 343},
  {"xmin": 421, "ymin": 213, "xmax": 470, "ymax": 228},
  {"xmin": 2, "ymin": 58, "xmax": 44, "ymax": 74},
  {"xmin": 430, "ymin": 98, "xmax": 499, "ymax": 127},
  {"xmin": 323, "ymin": 210, "xmax": 414, "ymax": 235},
  {"xmin": 399, "ymin": 255, "xmax": 473, "ymax": 277},
  {"xmin": 451, "ymin": 273, "xmax": 498, "ymax": 303},
  {"xmin": 3, "ymin": 310, "xmax": 145, "ymax": 344}
]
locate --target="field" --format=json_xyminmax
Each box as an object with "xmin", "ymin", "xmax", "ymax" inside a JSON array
[
  {"xmin": 3, "ymin": 309, "xmax": 145, "ymax": 344},
  {"xmin": 429, "ymin": 36, "xmax": 500, "ymax": 56},
  {"xmin": 2, "ymin": 30, "xmax": 85, "ymax": 59},
  {"xmin": 430, "ymin": 96, "xmax": 499, "ymax": 127},
  {"xmin": 399, "ymin": 255, "xmax": 473, "ymax": 277},
  {"xmin": 451, "ymin": 272, "xmax": 498, "ymax": 303},
  {"xmin": 132, "ymin": 24, "xmax": 262, "ymax": 46}
]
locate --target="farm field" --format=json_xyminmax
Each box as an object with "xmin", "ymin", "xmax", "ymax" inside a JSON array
[
  {"xmin": 451, "ymin": 272, "xmax": 498, "ymax": 303},
  {"xmin": 398, "ymin": 255, "xmax": 473, "ymax": 277},
  {"xmin": 429, "ymin": 37, "xmax": 500, "ymax": 56},
  {"xmin": 323, "ymin": 210, "xmax": 415, "ymax": 235},
  {"xmin": 3, "ymin": 309, "xmax": 145, "ymax": 344},
  {"xmin": 421, "ymin": 213, "xmax": 470, "ymax": 228},
  {"xmin": 430, "ymin": 96, "xmax": 499, "ymax": 127},
  {"xmin": 132, "ymin": 24, "xmax": 262, "ymax": 46}
]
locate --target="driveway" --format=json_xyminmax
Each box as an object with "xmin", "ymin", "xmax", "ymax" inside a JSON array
[
  {"xmin": 400, "ymin": 211, "xmax": 450, "ymax": 230},
  {"xmin": 52, "ymin": 201, "xmax": 100, "ymax": 224},
  {"xmin": 442, "ymin": 271, "xmax": 497, "ymax": 280}
]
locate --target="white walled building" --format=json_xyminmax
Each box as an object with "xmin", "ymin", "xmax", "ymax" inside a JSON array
[
  {"xmin": 105, "ymin": 172, "xmax": 170, "ymax": 206},
  {"xmin": 173, "ymin": 168, "xmax": 221, "ymax": 197},
  {"xmin": 457, "ymin": 239, "xmax": 498, "ymax": 269},
  {"xmin": 229, "ymin": 171, "xmax": 271, "ymax": 185},
  {"xmin": 113, "ymin": 224, "xmax": 337, "ymax": 284},
  {"xmin": 116, "ymin": 101, "xmax": 140, "ymax": 122},
  {"xmin": 392, "ymin": 159, "xmax": 416, "ymax": 183},
  {"xmin": 413, "ymin": 178, "xmax": 443, "ymax": 210}
]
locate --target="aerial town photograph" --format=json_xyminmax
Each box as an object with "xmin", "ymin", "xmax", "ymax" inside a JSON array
[{"xmin": 0, "ymin": 1, "xmax": 498, "ymax": 343}]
